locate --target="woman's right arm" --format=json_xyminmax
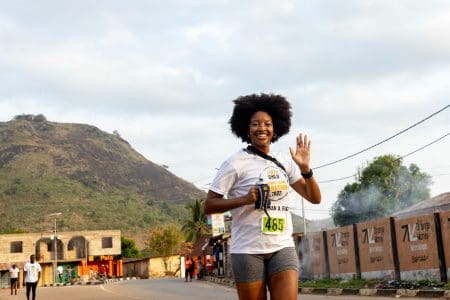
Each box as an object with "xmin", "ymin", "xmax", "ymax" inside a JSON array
[{"xmin": 204, "ymin": 188, "xmax": 258, "ymax": 214}]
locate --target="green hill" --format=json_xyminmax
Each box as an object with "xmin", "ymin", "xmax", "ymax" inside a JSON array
[{"xmin": 0, "ymin": 114, "xmax": 205, "ymax": 237}]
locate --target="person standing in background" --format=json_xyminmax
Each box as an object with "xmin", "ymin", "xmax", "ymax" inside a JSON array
[
  {"xmin": 66, "ymin": 265, "xmax": 72, "ymax": 284},
  {"xmin": 56, "ymin": 265, "xmax": 64, "ymax": 283},
  {"xmin": 184, "ymin": 256, "xmax": 194, "ymax": 282},
  {"xmin": 9, "ymin": 264, "xmax": 20, "ymax": 295},
  {"xmin": 23, "ymin": 254, "xmax": 41, "ymax": 300},
  {"xmin": 196, "ymin": 256, "xmax": 204, "ymax": 279}
]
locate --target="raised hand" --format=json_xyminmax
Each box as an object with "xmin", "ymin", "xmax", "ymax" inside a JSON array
[{"xmin": 289, "ymin": 133, "xmax": 311, "ymax": 173}]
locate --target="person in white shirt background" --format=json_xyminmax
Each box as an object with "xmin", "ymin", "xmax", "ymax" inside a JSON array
[
  {"xmin": 23, "ymin": 254, "xmax": 41, "ymax": 300},
  {"xmin": 9, "ymin": 264, "xmax": 20, "ymax": 295},
  {"xmin": 57, "ymin": 265, "xmax": 64, "ymax": 283}
]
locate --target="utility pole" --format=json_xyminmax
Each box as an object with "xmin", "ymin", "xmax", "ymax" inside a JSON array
[
  {"xmin": 301, "ymin": 196, "xmax": 307, "ymax": 235},
  {"xmin": 47, "ymin": 212, "xmax": 62, "ymax": 286},
  {"xmin": 85, "ymin": 237, "xmax": 88, "ymax": 275}
]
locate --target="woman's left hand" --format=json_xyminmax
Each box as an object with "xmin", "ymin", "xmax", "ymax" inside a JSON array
[{"xmin": 289, "ymin": 133, "xmax": 311, "ymax": 173}]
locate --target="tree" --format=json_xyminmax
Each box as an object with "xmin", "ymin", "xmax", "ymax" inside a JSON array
[
  {"xmin": 147, "ymin": 224, "xmax": 185, "ymax": 257},
  {"xmin": 121, "ymin": 236, "xmax": 142, "ymax": 258},
  {"xmin": 147, "ymin": 224, "xmax": 187, "ymax": 275},
  {"xmin": 181, "ymin": 199, "xmax": 208, "ymax": 242},
  {"xmin": 331, "ymin": 155, "xmax": 431, "ymax": 226}
]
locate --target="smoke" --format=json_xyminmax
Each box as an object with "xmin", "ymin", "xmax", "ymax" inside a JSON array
[
  {"xmin": 332, "ymin": 162, "xmax": 432, "ymax": 226},
  {"xmin": 331, "ymin": 184, "xmax": 385, "ymax": 225},
  {"xmin": 298, "ymin": 234, "xmax": 324, "ymax": 280},
  {"xmin": 393, "ymin": 164, "xmax": 431, "ymax": 212}
]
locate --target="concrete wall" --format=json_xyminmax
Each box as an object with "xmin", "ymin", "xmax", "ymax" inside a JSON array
[
  {"xmin": 123, "ymin": 255, "xmax": 181, "ymax": 279},
  {"xmin": 439, "ymin": 211, "xmax": 450, "ymax": 279},
  {"xmin": 395, "ymin": 214, "xmax": 441, "ymax": 281},
  {"xmin": 326, "ymin": 225, "xmax": 357, "ymax": 279},
  {"xmin": 149, "ymin": 255, "xmax": 180, "ymax": 278},
  {"xmin": 299, "ymin": 211, "xmax": 448, "ymax": 282},
  {"xmin": 298, "ymin": 232, "xmax": 327, "ymax": 279},
  {"xmin": 357, "ymin": 218, "xmax": 396, "ymax": 280},
  {"xmin": 123, "ymin": 259, "xmax": 150, "ymax": 278}
]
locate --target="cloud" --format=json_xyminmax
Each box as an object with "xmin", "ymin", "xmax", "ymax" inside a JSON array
[{"xmin": 0, "ymin": 0, "xmax": 449, "ymax": 219}]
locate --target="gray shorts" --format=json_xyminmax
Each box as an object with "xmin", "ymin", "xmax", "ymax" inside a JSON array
[{"xmin": 231, "ymin": 247, "xmax": 299, "ymax": 283}]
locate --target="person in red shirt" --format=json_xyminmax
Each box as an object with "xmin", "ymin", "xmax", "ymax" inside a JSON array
[
  {"xmin": 184, "ymin": 256, "xmax": 194, "ymax": 282},
  {"xmin": 99, "ymin": 264, "xmax": 107, "ymax": 280}
]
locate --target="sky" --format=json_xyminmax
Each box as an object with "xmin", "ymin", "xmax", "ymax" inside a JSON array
[{"xmin": 0, "ymin": 1, "xmax": 449, "ymax": 221}]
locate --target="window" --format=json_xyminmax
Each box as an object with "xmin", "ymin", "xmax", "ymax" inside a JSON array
[
  {"xmin": 102, "ymin": 237, "xmax": 113, "ymax": 248},
  {"xmin": 10, "ymin": 241, "xmax": 23, "ymax": 253}
]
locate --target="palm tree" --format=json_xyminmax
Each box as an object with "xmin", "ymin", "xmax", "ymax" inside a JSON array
[{"xmin": 182, "ymin": 199, "xmax": 209, "ymax": 242}]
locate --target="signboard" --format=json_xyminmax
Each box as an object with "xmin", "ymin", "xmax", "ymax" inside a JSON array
[
  {"xmin": 298, "ymin": 232, "xmax": 326, "ymax": 279},
  {"xmin": 357, "ymin": 217, "xmax": 395, "ymax": 279},
  {"xmin": 395, "ymin": 214, "xmax": 440, "ymax": 281},
  {"xmin": 326, "ymin": 225, "xmax": 357, "ymax": 279},
  {"xmin": 210, "ymin": 214, "xmax": 225, "ymax": 237}
]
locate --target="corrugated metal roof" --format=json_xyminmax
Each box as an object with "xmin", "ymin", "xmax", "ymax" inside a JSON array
[{"xmin": 393, "ymin": 192, "xmax": 450, "ymax": 219}]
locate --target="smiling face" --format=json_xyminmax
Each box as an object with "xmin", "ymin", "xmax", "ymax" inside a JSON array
[{"xmin": 248, "ymin": 111, "xmax": 274, "ymax": 153}]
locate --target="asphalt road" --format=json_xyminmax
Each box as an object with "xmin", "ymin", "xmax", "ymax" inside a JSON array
[{"xmin": 0, "ymin": 279, "xmax": 442, "ymax": 300}]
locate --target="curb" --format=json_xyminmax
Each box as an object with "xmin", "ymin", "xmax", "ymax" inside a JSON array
[
  {"xmin": 202, "ymin": 276, "xmax": 450, "ymax": 298},
  {"xmin": 42, "ymin": 277, "xmax": 139, "ymax": 287},
  {"xmin": 416, "ymin": 290, "xmax": 446, "ymax": 298},
  {"xmin": 204, "ymin": 276, "xmax": 235, "ymax": 288},
  {"xmin": 298, "ymin": 287, "xmax": 449, "ymax": 298},
  {"xmin": 104, "ymin": 277, "xmax": 139, "ymax": 284}
]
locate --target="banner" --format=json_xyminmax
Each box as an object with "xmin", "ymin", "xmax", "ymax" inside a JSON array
[{"xmin": 210, "ymin": 213, "xmax": 225, "ymax": 237}]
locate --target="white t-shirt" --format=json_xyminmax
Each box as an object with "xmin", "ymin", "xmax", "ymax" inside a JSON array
[
  {"xmin": 24, "ymin": 262, "xmax": 42, "ymax": 283},
  {"xmin": 210, "ymin": 148, "xmax": 302, "ymax": 254},
  {"xmin": 9, "ymin": 267, "xmax": 19, "ymax": 279}
]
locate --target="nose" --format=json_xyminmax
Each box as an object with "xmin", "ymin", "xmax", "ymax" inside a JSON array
[{"xmin": 257, "ymin": 123, "xmax": 267, "ymax": 130}]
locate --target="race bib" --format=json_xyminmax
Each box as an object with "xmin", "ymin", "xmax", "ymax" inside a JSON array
[{"xmin": 261, "ymin": 216, "xmax": 286, "ymax": 235}]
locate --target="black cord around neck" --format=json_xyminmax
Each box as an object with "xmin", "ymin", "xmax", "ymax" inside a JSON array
[{"xmin": 246, "ymin": 145, "xmax": 287, "ymax": 173}]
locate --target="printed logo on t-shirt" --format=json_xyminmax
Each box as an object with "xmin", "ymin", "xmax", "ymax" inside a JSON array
[{"xmin": 258, "ymin": 166, "xmax": 289, "ymax": 203}]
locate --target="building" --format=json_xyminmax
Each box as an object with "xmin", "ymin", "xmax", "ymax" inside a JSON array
[
  {"xmin": 0, "ymin": 230, "xmax": 122, "ymax": 288},
  {"xmin": 122, "ymin": 255, "xmax": 181, "ymax": 279}
]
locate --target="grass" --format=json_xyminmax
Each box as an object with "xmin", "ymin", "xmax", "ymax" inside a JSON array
[
  {"xmin": 299, "ymin": 278, "xmax": 373, "ymax": 289},
  {"xmin": 299, "ymin": 278, "xmax": 450, "ymax": 290}
]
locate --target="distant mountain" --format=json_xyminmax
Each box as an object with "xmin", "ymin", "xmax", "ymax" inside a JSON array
[
  {"xmin": 0, "ymin": 114, "xmax": 205, "ymax": 235},
  {"xmin": 307, "ymin": 217, "xmax": 336, "ymax": 232},
  {"xmin": 292, "ymin": 213, "xmax": 335, "ymax": 233}
]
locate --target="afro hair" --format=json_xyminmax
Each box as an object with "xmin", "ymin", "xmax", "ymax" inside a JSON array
[{"xmin": 229, "ymin": 93, "xmax": 292, "ymax": 144}]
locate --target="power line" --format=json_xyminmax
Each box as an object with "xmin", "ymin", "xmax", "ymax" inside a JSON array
[
  {"xmin": 318, "ymin": 175, "xmax": 354, "ymax": 184},
  {"xmin": 314, "ymin": 105, "xmax": 449, "ymax": 169},
  {"xmin": 317, "ymin": 132, "xmax": 449, "ymax": 184},
  {"xmin": 4, "ymin": 132, "xmax": 447, "ymax": 209},
  {"xmin": 400, "ymin": 133, "xmax": 449, "ymax": 159}
]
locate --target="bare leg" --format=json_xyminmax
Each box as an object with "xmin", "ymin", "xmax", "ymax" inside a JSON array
[
  {"xmin": 235, "ymin": 280, "xmax": 267, "ymax": 300},
  {"xmin": 267, "ymin": 269, "xmax": 298, "ymax": 300}
]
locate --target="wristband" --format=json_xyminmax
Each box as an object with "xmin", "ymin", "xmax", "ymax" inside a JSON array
[{"xmin": 301, "ymin": 169, "xmax": 313, "ymax": 179}]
